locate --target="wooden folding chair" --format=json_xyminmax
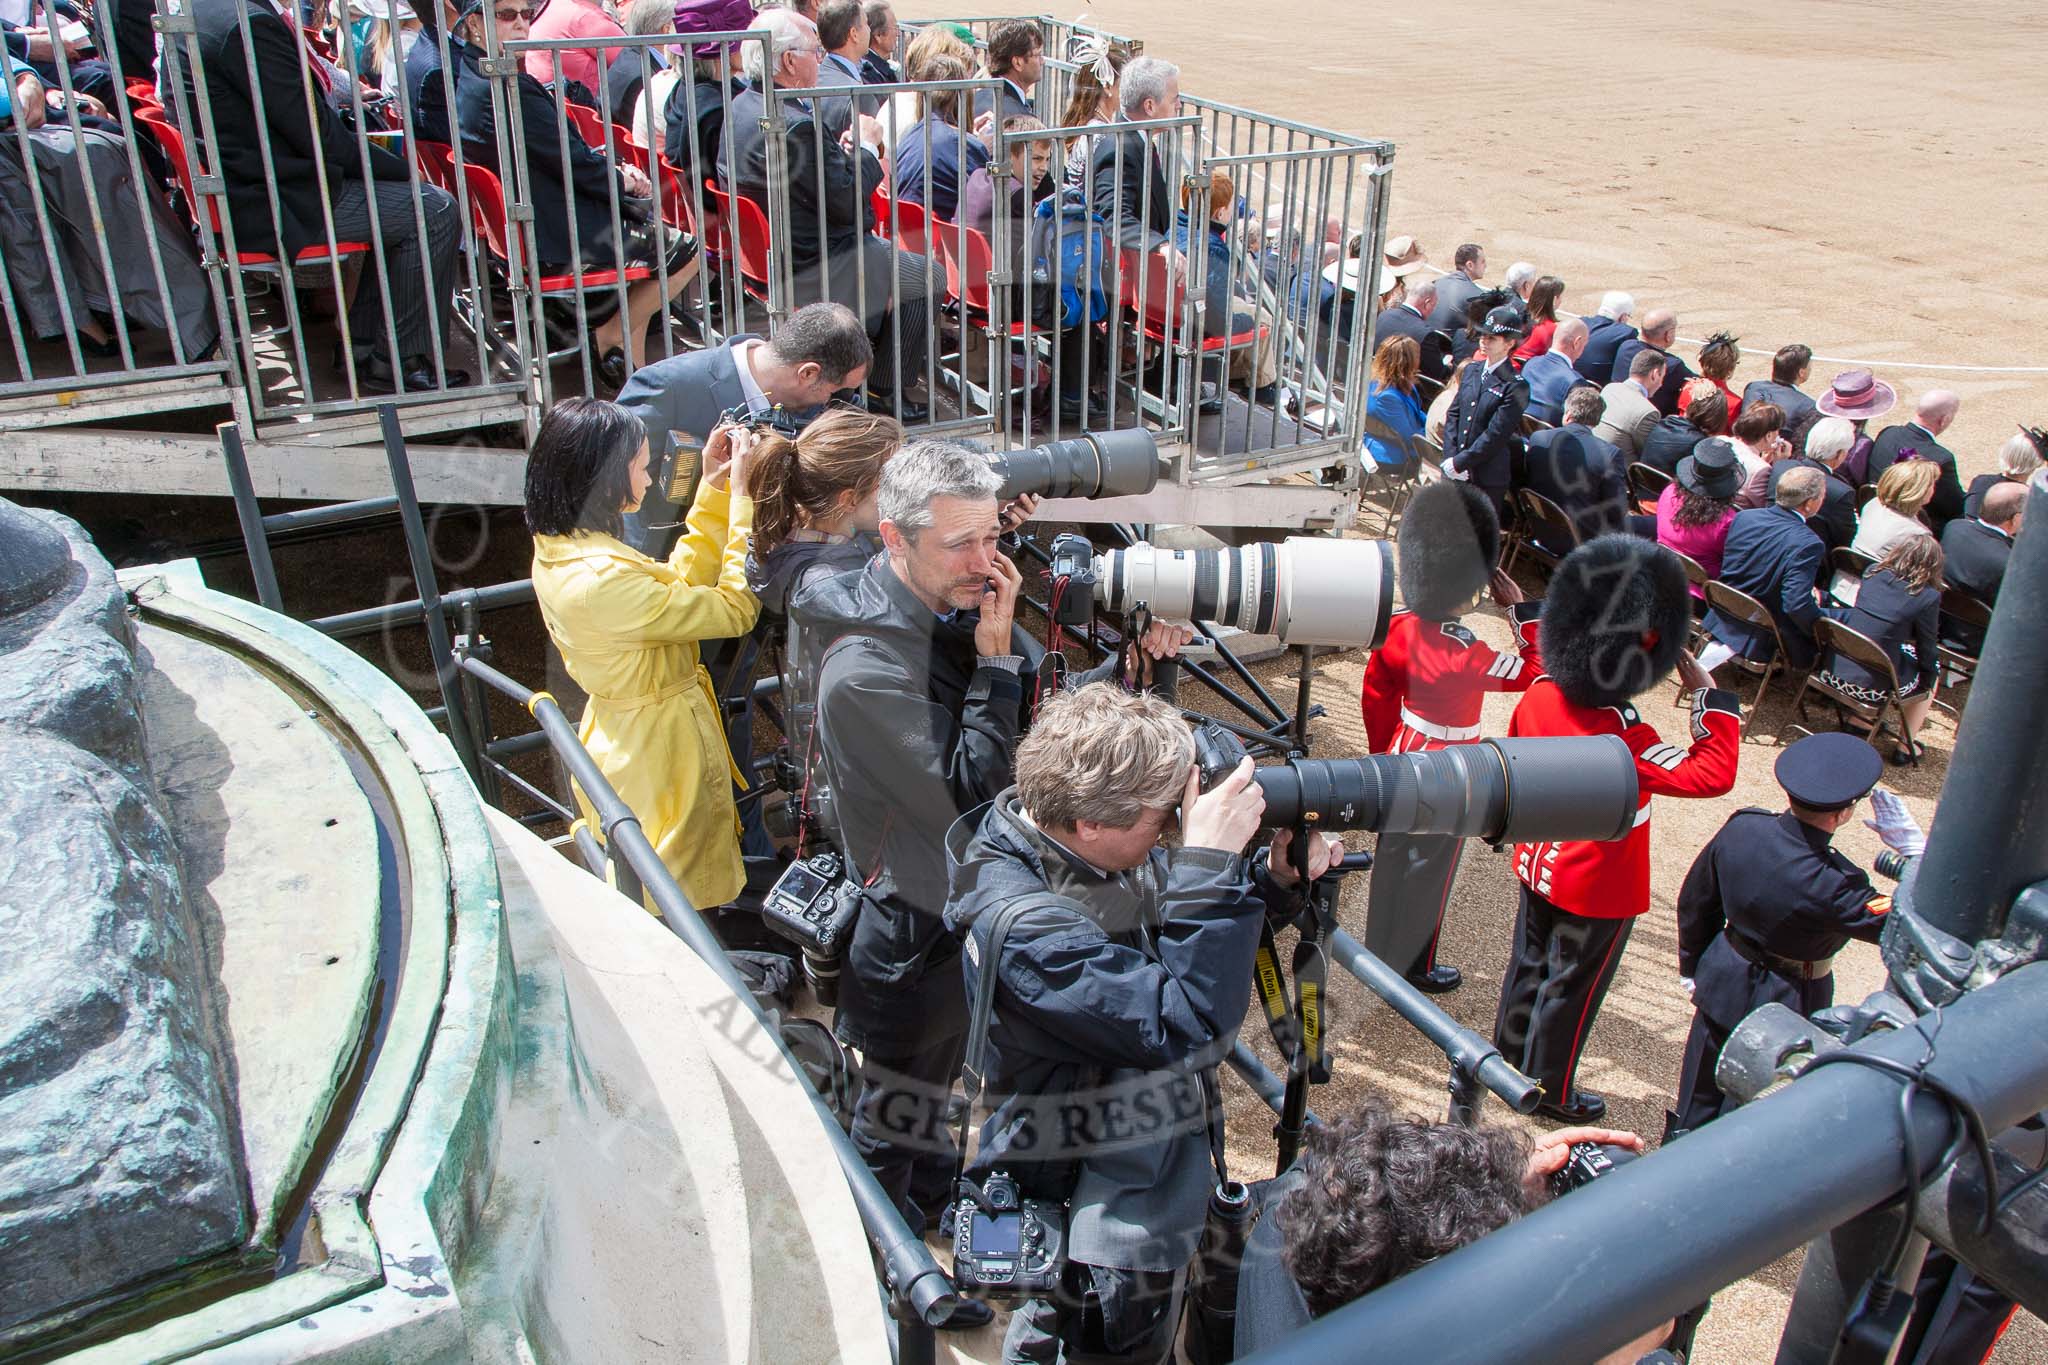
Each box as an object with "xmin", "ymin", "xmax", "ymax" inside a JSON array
[
  {"xmin": 1793, "ymin": 617, "xmax": 1918, "ymax": 764},
  {"xmin": 1627, "ymin": 461, "xmax": 1673, "ymax": 514},
  {"xmin": 1933, "ymin": 587, "xmax": 1992, "ymax": 720},
  {"xmin": 1702, "ymin": 579, "xmax": 1798, "ymax": 736},
  {"xmin": 1505, "ymin": 487, "xmax": 1580, "ymax": 579},
  {"xmin": 1358, "ymin": 411, "xmax": 1425, "ymax": 535}
]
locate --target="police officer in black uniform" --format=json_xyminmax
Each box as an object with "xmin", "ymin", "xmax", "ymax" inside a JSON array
[
  {"xmin": 1442, "ymin": 305, "xmax": 1531, "ymax": 524},
  {"xmin": 1670, "ymin": 732, "xmax": 1921, "ymax": 1134}
]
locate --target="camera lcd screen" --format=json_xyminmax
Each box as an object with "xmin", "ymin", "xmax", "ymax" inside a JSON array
[
  {"xmin": 777, "ymin": 866, "xmax": 830, "ymax": 904},
  {"xmin": 970, "ymin": 1213, "xmax": 1022, "ymax": 1255}
]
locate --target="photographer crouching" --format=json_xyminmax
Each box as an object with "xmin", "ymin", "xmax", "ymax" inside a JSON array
[{"xmin": 943, "ymin": 683, "xmax": 1341, "ymax": 1363}]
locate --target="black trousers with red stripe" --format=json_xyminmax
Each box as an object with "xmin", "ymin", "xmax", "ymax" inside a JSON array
[{"xmin": 1492, "ymin": 885, "xmax": 1633, "ymax": 1101}]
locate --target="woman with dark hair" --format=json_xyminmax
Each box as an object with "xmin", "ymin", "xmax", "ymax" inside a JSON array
[
  {"xmin": 1364, "ymin": 334, "xmax": 1427, "ymax": 470},
  {"xmin": 1510, "ymin": 274, "xmax": 1564, "ymax": 364},
  {"xmin": 1681, "ymin": 331, "xmax": 1744, "ymax": 425},
  {"xmin": 1656, "ymin": 437, "xmax": 1742, "ymax": 594},
  {"xmin": 1819, "ymin": 533, "xmax": 1942, "ymax": 763},
  {"xmin": 526, "ymin": 397, "xmax": 760, "ymax": 910},
  {"xmin": 1058, "ymin": 36, "xmax": 1128, "ymax": 186}
]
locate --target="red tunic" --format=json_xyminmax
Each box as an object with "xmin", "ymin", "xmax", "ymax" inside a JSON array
[
  {"xmin": 1361, "ymin": 605, "xmax": 1544, "ymax": 755},
  {"xmin": 1507, "ymin": 681, "xmax": 1743, "ymax": 918}
]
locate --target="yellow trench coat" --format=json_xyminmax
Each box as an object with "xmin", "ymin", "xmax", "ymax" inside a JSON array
[{"xmin": 531, "ymin": 485, "xmax": 760, "ymax": 912}]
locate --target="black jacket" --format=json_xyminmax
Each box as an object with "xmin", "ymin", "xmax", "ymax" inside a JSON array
[
  {"xmin": 180, "ymin": 0, "xmax": 410, "ymax": 256},
  {"xmin": 456, "ymin": 42, "xmax": 639, "ymax": 269},
  {"xmin": 1769, "ymin": 456, "xmax": 1858, "ymax": 553},
  {"xmin": 661, "ymin": 74, "xmax": 730, "ymax": 183},
  {"xmin": 1706, "ymin": 504, "xmax": 1837, "ymax": 667},
  {"xmin": 1577, "ymin": 316, "xmax": 1637, "ymax": 383},
  {"xmin": 1374, "ymin": 302, "xmax": 1452, "ymax": 382},
  {"xmin": 402, "ymin": 28, "xmax": 456, "ymax": 145},
  {"xmin": 721, "ymin": 79, "xmax": 882, "ymax": 271},
  {"xmin": 1827, "ymin": 567, "xmax": 1939, "ymax": 694},
  {"xmin": 1611, "ymin": 337, "xmax": 1694, "ymax": 415},
  {"xmin": 1963, "ymin": 472, "xmax": 2014, "ymax": 520},
  {"xmin": 1867, "ymin": 422, "xmax": 1965, "ymax": 532},
  {"xmin": 1638, "ymin": 413, "xmax": 1711, "ymax": 479},
  {"xmin": 1088, "ymin": 118, "xmax": 1170, "ymax": 253},
  {"xmin": 1442, "ymin": 358, "xmax": 1527, "ymax": 490},
  {"xmin": 944, "ymin": 791, "xmax": 1284, "ymax": 1257},
  {"xmin": 1938, "ymin": 517, "xmax": 2010, "ymax": 653},
  {"xmin": 1523, "ymin": 423, "xmax": 1629, "ymax": 542}
]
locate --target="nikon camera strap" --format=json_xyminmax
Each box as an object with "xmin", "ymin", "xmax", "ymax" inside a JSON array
[{"xmin": 1254, "ymin": 913, "xmax": 1333, "ymax": 1086}]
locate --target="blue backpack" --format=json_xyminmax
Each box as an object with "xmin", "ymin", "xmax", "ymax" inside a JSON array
[{"xmin": 1031, "ymin": 189, "xmax": 1113, "ymax": 329}]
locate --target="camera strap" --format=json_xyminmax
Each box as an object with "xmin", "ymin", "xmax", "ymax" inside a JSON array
[
  {"xmin": 1253, "ymin": 916, "xmax": 1333, "ymax": 1086},
  {"xmin": 951, "ymin": 894, "xmax": 1039, "ymax": 1196}
]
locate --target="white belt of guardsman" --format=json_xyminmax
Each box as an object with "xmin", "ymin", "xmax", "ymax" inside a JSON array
[{"xmin": 1400, "ymin": 707, "xmax": 1481, "ymax": 742}]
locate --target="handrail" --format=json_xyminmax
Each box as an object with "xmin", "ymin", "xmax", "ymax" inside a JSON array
[{"xmin": 451, "ymin": 650, "xmax": 959, "ymax": 1333}]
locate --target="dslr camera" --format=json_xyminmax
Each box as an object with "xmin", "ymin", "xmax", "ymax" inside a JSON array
[
  {"xmin": 759, "ymin": 849, "xmax": 865, "ymax": 1005},
  {"xmin": 1546, "ymin": 1140, "xmax": 1641, "ymax": 1199},
  {"xmin": 949, "ymin": 1170, "xmax": 1067, "ymax": 1301}
]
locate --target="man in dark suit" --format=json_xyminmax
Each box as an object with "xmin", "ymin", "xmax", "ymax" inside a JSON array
[
  {"xmin": 182, "ymin": 0, "xmax": 464, "ymax": 392},
  {"xmin": 1611, "ymin": 308, "xmax": 1694, "ymax": 415},
  {"xmin": 1442, "ymin": 306, "xmax": 1529, "ymax": 523},
  {"xmin": 810, "ymin": 0, "xmax": 879, "ymax": 142},
  {"xmin": 1520, "ymin": 317, "xmax": 1596, "ymax": 424},
  {"xmin": 1522, "ymin": 386, "xmax": 1629, "ymax": 547},
  {"xmin": 723, "ymin": 8, "xmax": 927, "ymax": 415},
  {"xmin": 1089, "ymin": 57, "xmax": 1176, "ymax": 255},
  {"xmin": 1866, "ymin": 390, "xmax": 1966, "ymax": 532},
  {"xmin": 1741, "ymin": 343, "xmax": 1818, "ymax": 434},
  {"xmin": 859, "ymin": 1, "xmax": 898, "ymax": 84},
  {"xmin": 970, "ymin": 16, "xmax": 1041, "ymax": 126},
  {"xmin": 1768, "ymin": 414, "xmax": 1858, "ymax": 552},
  {"xmin": 401, "ymin": 3, "xmax": 461, "ymax": 145},
  {"xmin": 1939, "ymin": 482, "xmax": 2022, "ymax": 653},
  {"xmin": 1372, "ymin": 276, "xmax": 1451, "ymax": 383},
  {"xmin": 1704, "ymin": 466, "xmax": 1838, "ymax": 669},
  {"xmin": 1427, "ymin": 242, "xmax": 1486, "ymax": 332},
  {"xmin": 1577, "ymin": 290, "xmax": 1637, "ymax": 382}
]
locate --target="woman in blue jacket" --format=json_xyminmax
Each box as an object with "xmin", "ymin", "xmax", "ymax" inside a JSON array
[{"xmin": 1364, "ymin": 335, "xmax": 1428, "ymax": 470}]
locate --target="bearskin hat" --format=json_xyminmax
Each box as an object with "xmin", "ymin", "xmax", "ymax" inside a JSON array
[
  {"xmin": 1396, "ymin": 481, "xmax": 1500, "ymax": 621},
  {"xmin": 1539, "ymin": 535, "xmax": 1692, "ymax": 708}
]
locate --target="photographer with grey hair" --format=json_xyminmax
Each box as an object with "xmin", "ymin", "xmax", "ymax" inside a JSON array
[
  {"xmin": 945, "ymin": 682, "xmax": 1341, "ymax": 1362},
  {"xmin": 799, "ymin": 445, "xmax": 1187, "ymax": 1326}
]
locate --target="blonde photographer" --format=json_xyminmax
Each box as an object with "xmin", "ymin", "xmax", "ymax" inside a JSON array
[{"xmin": 525, "ymin": 397, "xmax": 760, "ymax": 910}]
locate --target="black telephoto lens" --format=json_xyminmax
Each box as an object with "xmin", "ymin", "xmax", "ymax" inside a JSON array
[{"xmin": 988, "ymin": 429, "xmax": 1162, "ymax": 501}]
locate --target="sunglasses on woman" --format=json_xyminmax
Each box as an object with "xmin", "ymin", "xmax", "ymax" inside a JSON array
[{"xmin": 495, "ymin": 6, "xmax": 537, "ymax": 21}]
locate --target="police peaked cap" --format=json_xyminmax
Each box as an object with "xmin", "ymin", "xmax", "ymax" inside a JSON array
[
  {"xmin": 1396, "ymin": 481, "xmax": 1500, "ymax": 621},
  {"xmin": 1539, "ymin": 535, "xmax": 1692, "ymax": 708}
]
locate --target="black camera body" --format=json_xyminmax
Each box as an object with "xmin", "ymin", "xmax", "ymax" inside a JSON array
[
  {"xmin": 760, "ymin": 850, "xmax": 865, "ymax": 1004},
  {"xmin": 950, "ymin": 1171, "xmax": 1067, "ymax": 1300},
  {"xmin": 1547, "ymin": 1141, "xmax": 1640, "ymax": 1198},
  {"xmin": 1191, "ymin": 720, "xmax": 1252, "ymax": 791},
  {"xmin": 1047, "ymin": 532, "xmax": 1100, "ymax": 629}
]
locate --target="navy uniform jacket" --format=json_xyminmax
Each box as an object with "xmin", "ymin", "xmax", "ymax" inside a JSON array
[
  {"xmin": 1705, "ymin": 504, "xmax": 1838, "ymax": 667},
  {"xmin": 944, "ymin": 792, "xmax": 1287, "ymax": 1268},
  {"xmin": 1442, "ymin": 358, "xmax": 1528, "ymax": 491},
  {"xmin": 1678, "ymin": 808, "xmax": 1889, "ymax": 1026},
  {"xmin": 1866, "ymin": 422, "xmax": 1966, "ymax": 532},
  {"xmin": 1611, "ymin": 337, "xmax": 1695, "ymax": 414}
]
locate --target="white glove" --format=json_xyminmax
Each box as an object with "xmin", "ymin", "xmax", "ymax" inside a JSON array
[
  {"xmin": 1680, "ymin": 976, "xmax": 1696, "ymax": 999},
  {"xmin": 1864, "ymin": 789, "xmax": 1927, "ymax": 858},
  {"xmin": 1443, "ymin": 459, "xmax": 1471, "ymax": 482}
]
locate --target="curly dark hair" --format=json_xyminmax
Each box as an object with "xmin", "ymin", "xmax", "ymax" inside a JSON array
[
  {"xmin": 1277, "ymin": 1102, "xmax": 1530, "ymax": 1318},
  {"xmin": 1672, "ymin": 485, "xmax": 1736, "ymax": 529}
]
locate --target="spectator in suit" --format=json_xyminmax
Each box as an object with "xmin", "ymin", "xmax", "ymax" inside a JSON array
[
  {"xmin": 1375, "ymin": 275, "xmax": 1450, "ymax": 384},
  {"xmin": 401, "ymin": 0, "xmax": 463, "ymax": 143},
  {"xmin": 1578, "ymin": 290, "xmax": 1636, "ymax": 383},
  {"xmin": 1524, "ymin": 386, "xmax": 1630, "ymax": 545},
  {"xmin": 1815, "ymin": 369, "xmax": 1895, "ymax": 485},
  {"xmin": 971, "ymin": 16, "xmax": 1040, "ymax": 127},
  {"xmin": 1818, "ymin": 534, "xmax": 1943, "ymax": 764},
  {"xmin": 456, "ymin": 0, "xmax": 698, "ymax": 387},
  {"xmin": 1441, "ymin": 305, "xmax": 1529, "ymax": 522},
  {"xmin": 1363, "ymin": 335, "xmax": 1428, "ymax": 471},
  {"xmin": 810, "ymin": 0, "xmax": 879, "ymax": 142},
  {"xmin": 1867, "ymin": 390, "xmax": 1966, "ymax": 532},
  {"xmin": 1743, "ymin": 343, "xmax": 1817, "ymax": 434},
  {"xmin": 1428, "ymin": 241, "xmax": 1486, "ymax": 332},
  {"xmin": 1770, "ymin": 415, "xmax": 1859, "ymax": 553},
  {"xmin": 1089, "ymin": 54, "xmax": 1181, "ymax": 255},
  {"xmin": 890, "ymin": 51, "xmax": 986, "ymax": 219},
  {"xmin": 1593, "ymin": 348, "xmax": 1665, "ymax": 459},
  {"xmin": 1850, "ymin": 459, "xmax": 1940, "ymax": 562},
  {"xmin": 1656, "ymin": 437, "xmax": 1742, "ymax": 593},
  {"xmin": 1521, "ymin": 317, "xmax": 1594, "ymax": 424},
  {"xmin": 959, "ymin": 114, "xmax": 1049, "ymax": 288},
  {"xmin": 1704, "ymin": 465, "xmax": 1835, "ymax": 669},
  {"xmin": 1511, "ymin": 273, "xmax": 1562, "ymax": 361},
  {"xmin": 859, "ymin": 1, "xmax": 897, "ymax": 84},
  {"xmin": 1502, "ymin": 260, "xmax": 1536, "ymax": 326},
  {"xmin": 1728, "ymin": 401, "xmax": 1791, "ymax": 509},
  {"xmin": 1612, "ymin": 308, "xmax": 1695, "ymax": 414},
  {"xmin": 722, "ymin": 8, "xmax": 929, "ymax": 417},
  {"xmin": 181, "ymin": 0, "xmax": 464, "ymax": 394},
  {"xmin": 525, "ymin": 0, "xmax": 625, "ymax": 90},
  {"xmin": 1966, "ymin": 428, "xmax": 2044, "ymax": 518},
  {"xmin": 1940, "ymin": 482, "xmax": 2023, "ymax": 653},
  {"xmin": 1640, "ymin": 381, "xmax": 1728, "ymax": 480}
]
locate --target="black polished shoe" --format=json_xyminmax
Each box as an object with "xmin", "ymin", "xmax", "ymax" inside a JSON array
[
  {"xmin": 1197, "ymin": 381, "xmax": 1225, "ymax": 415},
  {"xmin": 1406, "ymin": 964, "xmax": 1463, "ymax": 995},
  {"xmin": 596, "ymin": 344, "xmax": 630, "ymax": 391},
  {"xmin": 355, "ymin": 352, "xmax": 471, "ymax": 394},
  {"xmin": 1535, "ymin": 1090, "xmax": 1607, "ymax": 1124},
  {"xmin": 935, "ymin": 1295, "xmax": 995, "ymax": 1332},
  {"xmin": 869, "ymin": 391, "xmax": 930, "ymax": 423}
]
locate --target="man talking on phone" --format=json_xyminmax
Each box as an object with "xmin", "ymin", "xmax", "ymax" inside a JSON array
[{"xmin": 801, "ymin": 441, "xmax": 1186, "ymax": 1326}]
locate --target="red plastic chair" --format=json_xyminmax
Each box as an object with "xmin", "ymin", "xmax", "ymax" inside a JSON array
[
  {"xmin": 459, "ymin": 161, "xmax": 652, "ymax": 293},
  {"xmin": 877, "ymin": 194, "xmax": 932, "ymax": 256},
  {"xmin": 413, "ymin": 139, "xmax": 457, "ymax": 191},
  {"xmin": 932, "ymin": 221, "xmax": 1027, "ymax": 337},
  {"xmin": 702, "ymin": 185, "xmax": 774, "ymax": 304},
  {"xmin": 134, "ymin": 109, "xmax": 368, "ymax": 271},
  {"xmin": 1118, "ymin": 248, "xmax": 1265, "ymax": 353}
]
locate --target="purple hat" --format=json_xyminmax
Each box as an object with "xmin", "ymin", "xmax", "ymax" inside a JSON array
[
  {"xmin": 1816, "ymin": 369, "xmax": 1897, "ymax": 422},
  {"xmin": 674, "ymin": 0, "xmax": 756, "ymax": 57}
]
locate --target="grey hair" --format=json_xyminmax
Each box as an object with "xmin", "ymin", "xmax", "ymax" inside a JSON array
[
  {"xmin": 1407, "ymin": 277, "xmax": 1438, "ymax": 308},
  {"xmin": 1805, "ymin": 416, "xmax": 1856, "ymax": 466},
  {"xmin": 745, "ymin": 7, "xmax": 813, "ymax": 84},
  {"xmin": 1505, "ymin": 261, "xmax": 1536, "ymax": 291},
  {"xmin": 1775, "ymin": 465, "xmax": 1825, "ymax": 510},
  {"xmin": 1998, "ymin": 431, "xmax": 2044, "ymax": 480},
  {"xmin": 1597, "ymin": 290, "xmax": 1635, "ymax": 320},
  {"xmin": 876, "ymin": 439, "xmax": 1000, "ymax": 534},
  {"xmin": 1118, "ymin": 55, "xmax": 1178, "ymax": 116},
  {"xmin": 1016, "ymin": 682, "xmax": 1196, "ymax": 829},
  {"xmin": 622, "ymin": 0, "xmax": 672, "ymax": 35}
]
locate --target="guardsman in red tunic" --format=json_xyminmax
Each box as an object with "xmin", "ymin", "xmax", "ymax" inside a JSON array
[
  {"xmin": 1493, "ymin": 536, "xmax": 1742, "ymax": 1123},
  {"xmin": 1359, "ymin": 481, "xmax": 1543, "ymax": 992}
]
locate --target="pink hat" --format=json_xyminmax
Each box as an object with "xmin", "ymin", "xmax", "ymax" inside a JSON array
[{"xmin": 1816, "ymin": 369, "xmax": 1896, "ymax": 421}]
